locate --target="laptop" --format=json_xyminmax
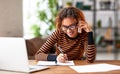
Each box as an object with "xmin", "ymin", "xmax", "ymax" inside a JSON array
[{"xmin": 0, "ymin": 37, "xmax": 48, "ymax": 73}]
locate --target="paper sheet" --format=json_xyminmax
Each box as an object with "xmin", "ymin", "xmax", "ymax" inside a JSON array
[
  {"xmin": 37, "ymin": 61, "xmax": 74, "ymax": 66},
  {"xmin": 70, "ymin": 63, "xmax": 120, "ymax": 73}
]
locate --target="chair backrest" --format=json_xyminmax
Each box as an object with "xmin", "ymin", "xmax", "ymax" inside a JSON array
[{"xmin": 25, "ymin": 37, "xmax": 47, "ymax": 58}]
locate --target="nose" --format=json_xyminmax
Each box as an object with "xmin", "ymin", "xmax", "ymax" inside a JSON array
[{"xmin": 66, "ymin": 28, "xmax": 72, "ymax": 33}]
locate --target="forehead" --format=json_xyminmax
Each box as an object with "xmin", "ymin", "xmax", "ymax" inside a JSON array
[{"xmin": 62, "ymin": 17, "xmax": 77, "ymax": 26}]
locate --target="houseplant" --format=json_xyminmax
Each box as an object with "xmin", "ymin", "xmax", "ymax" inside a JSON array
[{"xmin": 31, "ymin": 0, "xmax": 58, "ymax": 38}]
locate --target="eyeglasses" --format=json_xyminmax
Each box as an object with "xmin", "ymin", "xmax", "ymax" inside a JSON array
[{"xmin": 61, "ymin": 23, "xmax": 78, "ymax": 32}]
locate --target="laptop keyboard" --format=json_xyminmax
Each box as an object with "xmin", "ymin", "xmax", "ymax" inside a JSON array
[
  {"xmin": 29, "ymin": 67, "xmax": 35, "ymax": 70},
  {"xmin": 29, "ymin": 65, "xmax": 49, "ymax": 71},
  {"xmin": 29, "ymin": 65, "xmax": 37, "ymax": 70}
]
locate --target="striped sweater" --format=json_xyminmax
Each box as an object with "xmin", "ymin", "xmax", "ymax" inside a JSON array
[{"xmin": 35, "ymin": 30, "xmax": 96, "ymax": 63}]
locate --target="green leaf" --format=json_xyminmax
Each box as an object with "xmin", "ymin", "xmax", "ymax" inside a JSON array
[
  {"xmin": 30, "ymin": 24, "xmax": 42, "ymax": 37},
  {"xmin": 37, "ymin": 10, "xmax": 47, "ymax": 21}
]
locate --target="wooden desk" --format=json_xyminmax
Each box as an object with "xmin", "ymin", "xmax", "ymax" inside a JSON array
[{"xmin": 0, "ymin": 60, "xmax": 120, "ymax": 74}]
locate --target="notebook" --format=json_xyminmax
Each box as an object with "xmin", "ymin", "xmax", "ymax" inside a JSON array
[
  {"xmin": 0, "ymin": 37, "xmax": 48, "ymax": 73},
  {"xmin": 37, "ymin": 61, "xmax": 75, "ymax": 66}
]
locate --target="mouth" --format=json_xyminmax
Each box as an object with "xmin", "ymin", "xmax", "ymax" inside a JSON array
[{"xmin": 67, "ymin": 31, "xmax": 74, "ymax": 36}]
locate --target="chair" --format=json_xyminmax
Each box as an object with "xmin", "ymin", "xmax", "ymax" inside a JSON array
[
  {"xmin": 25, "ymin": 37, "xmax": 46, "ymax": 59},
  {"xmin": 25, "ymin": 37, "xmax": 56, "ymax": 59}
]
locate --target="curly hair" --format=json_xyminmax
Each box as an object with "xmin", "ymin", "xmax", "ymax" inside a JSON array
[{"xmin": 55, "ymin": 7, "xmax": 85, "ymax": 31}]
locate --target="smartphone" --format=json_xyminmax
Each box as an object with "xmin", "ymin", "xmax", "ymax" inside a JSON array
[{"xmin": 78, "ymin": 28, "xmax": 81, "ymax": 33}]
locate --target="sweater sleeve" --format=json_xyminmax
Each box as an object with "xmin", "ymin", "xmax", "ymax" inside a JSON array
[
  {"xmin": 88, "ymin": 32, "xmax": 94, "ymax": 45},
  {"xmin": 84, "ymin": 32, "xmax": 96, "ymax": 63},
  {"xmin": 35, "ymin": 30, "xmax": 60, "ymax": 61}
]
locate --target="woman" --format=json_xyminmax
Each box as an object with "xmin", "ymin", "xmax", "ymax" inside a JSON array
[{"xmin": 35, "ymin": 7, "xmax": 96, "ymax": 63}]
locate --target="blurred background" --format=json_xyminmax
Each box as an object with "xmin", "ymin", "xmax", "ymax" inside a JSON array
[{"xmin": 0, "ymin": 0, "xmax": 120, "ymax": 60}]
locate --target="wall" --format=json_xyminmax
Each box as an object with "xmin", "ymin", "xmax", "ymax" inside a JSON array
[{"xmin": 0, "ymin": 0, "xmax": 23, "ymax": 37}]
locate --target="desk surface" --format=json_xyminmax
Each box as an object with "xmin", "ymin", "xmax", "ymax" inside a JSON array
[{"xmin": 0, "ymin": 60, "xmax": 120, "ymax": 74}]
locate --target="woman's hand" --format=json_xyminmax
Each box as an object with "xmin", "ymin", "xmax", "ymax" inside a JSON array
[
  {"xmin": 78, "ymin": 21, "xmax": 92, "ymax": 33},
  {"xmin": 57, "ymin": 53, "xmax": 68, "ymax": 63}
]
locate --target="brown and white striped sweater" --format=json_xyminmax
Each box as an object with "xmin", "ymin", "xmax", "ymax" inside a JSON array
[{"xmin": 35, "ymin": 30, "xmax": 96, "ymax": 63}]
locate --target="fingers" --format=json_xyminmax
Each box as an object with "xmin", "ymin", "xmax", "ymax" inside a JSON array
[
  {"xmin": 78, "ymin": 21, "xmax": 92, "ymax": 32},
  {"xmin": 57, "ymin": 53, "xmax": 68, "ymax": 63},
  {"xmin": 64, "ymin": 54, "xmax": 68, "ymax": 61},
  {"xmin": 78, "ymin": 21, "xmax": 86, "ymax": 33}
]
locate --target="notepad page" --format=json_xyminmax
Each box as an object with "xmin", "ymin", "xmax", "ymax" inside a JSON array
[
  {"xmin": 37, "ymin": 61, "xmax": 56, "ymax": 65},
  {"xmin": 37, "ymin": 61, "xmax": 74, "ymax": 66},
  {"xmin": 70, "ymin": 63, "xmax": 120, "ymax": 73},
  {"xmin": 57, "ymin": 61, "xmax": 74, "ymax": 66}
]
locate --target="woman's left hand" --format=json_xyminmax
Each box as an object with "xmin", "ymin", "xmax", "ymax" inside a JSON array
[{"xmin": 78, "ymin": 21, "xmax": 92, "ymax": 33}]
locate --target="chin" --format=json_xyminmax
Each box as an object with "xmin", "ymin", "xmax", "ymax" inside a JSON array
[
  {"xmin": 67, "ymin": 31, "xmax": 78, "ymax": 38},
  {"xmin": 68, "ymin": 34, "xmax": 76, "ymax": 38}
]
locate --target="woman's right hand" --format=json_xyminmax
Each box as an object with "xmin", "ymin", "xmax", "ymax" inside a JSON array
[{"xmin": 56, "ymin": 53, "xmax": 68, "ymax": 63}]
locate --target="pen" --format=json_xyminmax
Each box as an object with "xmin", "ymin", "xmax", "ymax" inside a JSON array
[
  {"xmin": 58, "ymin": 46, "xmax": 68, "ymax": 62},
  {"xmin": 58, "ymin": 46, "xmax": 64, "ymax": 54}
]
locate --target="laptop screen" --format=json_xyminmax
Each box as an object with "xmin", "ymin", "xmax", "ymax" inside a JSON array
[{"xmin": 0, "ymin": 37, "xmax": 32, "ymax": 72}]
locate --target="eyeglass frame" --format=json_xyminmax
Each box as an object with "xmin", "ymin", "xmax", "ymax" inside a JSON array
[{"xmin": 61, "ymin": 22, "xmax": 78, "ymax": 32}]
